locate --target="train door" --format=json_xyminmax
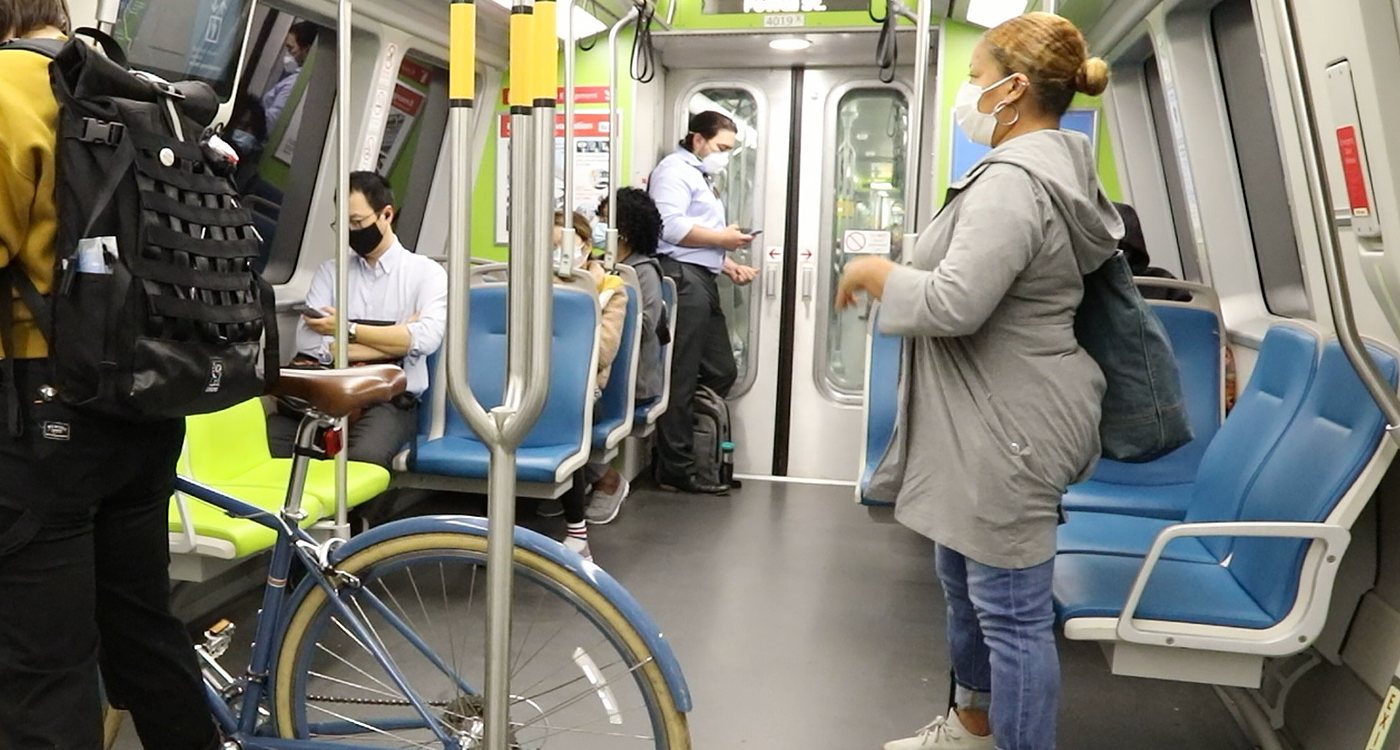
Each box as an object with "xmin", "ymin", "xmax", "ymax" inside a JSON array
[{"xmin": 664, "ymin": 67, "xmax": 911, "ymax": 482}]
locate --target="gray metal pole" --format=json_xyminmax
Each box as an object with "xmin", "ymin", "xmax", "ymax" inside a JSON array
[
  {"xmin": 333, "ymin": 0, "xmax": 353, "ymax": 537},
  {"xmin": 446, "ymin": 4, "xmax": 557, "ymax": 746},
  {"xmin": 521, "ymin": 101, "xmax": 556, "ymax": 435},
  {"xmin": 905, "ymin": 0, "xmax": 931, "ymax": 234},
  {"xmin": 505, "ymin": 104, "xmax": 537, "ymax": 412},
  {"xmin": 563, "ymin": 0, "xmax": 576, "ymax": 224},
  {"xmin": 93, "ymin": 0, "xmax": 120, "ymax": 33},
  {"xmin": 482, "ymin": 435, "xmax": 517, "ymax": 750},
  {"xmin": 1271, "ymin": 0, "xmax": 1400, "ymax": 434},
  {"xmin": 445, "ymin": 1, "xmax": 492, "ymax": 445},
  {"xmin": 604, "ymin": 8, "xmax": 639, "ymax": 265}
]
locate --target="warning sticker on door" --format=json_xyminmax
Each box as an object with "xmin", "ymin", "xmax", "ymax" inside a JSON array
[
  {"xmin": 1337, "ymin": 125, "xmax": 1372, "ymax": 217},
  {"xmin": 843, "ymin": 229, "xmax": 892, "ymax": 255},
  {"xmin": 1366, "ymin": 684, "xmax": 1400, "ymax": 750}
]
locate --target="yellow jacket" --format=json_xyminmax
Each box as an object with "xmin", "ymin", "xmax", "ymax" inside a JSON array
[{"xmin": 0, "ymin": 46, "xmax": 60, "ymax": 358}]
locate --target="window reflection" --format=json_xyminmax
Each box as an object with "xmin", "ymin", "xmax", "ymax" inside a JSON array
[
  {"xmin": 224, "ymin": 11, "xmax": 330, "ymax": 279},
  {"xmin": 826, "ymin": 90, "xmax": 907, "ymax": 395}
]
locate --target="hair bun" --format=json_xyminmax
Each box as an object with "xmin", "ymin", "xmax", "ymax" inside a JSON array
[{"xmin": 1076, "ymin": 57, "xmax": 1110, "ymax": 96}]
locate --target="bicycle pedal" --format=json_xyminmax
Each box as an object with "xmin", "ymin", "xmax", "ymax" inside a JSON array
[{"xmin": 201, "ymin": 619, "xmax": 236, "ymax": 660}]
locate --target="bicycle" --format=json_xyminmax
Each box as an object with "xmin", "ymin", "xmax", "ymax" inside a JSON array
[{"xmin": 107, "ymin": 365, "xmax": 691, "ymax": 749}]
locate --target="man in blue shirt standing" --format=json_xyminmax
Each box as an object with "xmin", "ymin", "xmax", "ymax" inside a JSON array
[{"xmin": 648, "ymin": 111, "xmax": 756, "ymax": 494}]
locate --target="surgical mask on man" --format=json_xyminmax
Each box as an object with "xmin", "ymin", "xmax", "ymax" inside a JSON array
[
  {"xmin": 953, "ymin": 73, "xmax": 1018, "ymax": 147},
  {"xmin": 348, "ymin": 219, "xmax": 384, "ymax": 257},
  {"xmin": 591, "ymin": 220, "xmax": 608, "ymax": 250},
  {"xmin": 282, "ymin": 53, "xmax": 302, "ymax": 75},
  {"xmin": 701, "ymin": 149, "xmax": 730, "ymax": 174}
]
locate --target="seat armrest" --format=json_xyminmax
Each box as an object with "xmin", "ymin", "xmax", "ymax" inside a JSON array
[{"xmin": 1114, "ymin": 521, "xmax": 1351, "ymax": 653}]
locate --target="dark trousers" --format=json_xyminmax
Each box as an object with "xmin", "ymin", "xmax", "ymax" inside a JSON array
[
  {"xmin": 0, "ymin": 359, "xmax": 218, "ymax": 750},
  {"xmin": 655, "ymin": 258, "xmax": 738, "ymax": 482},
  {"xmin": 267, "ymin": 400, "xmax": 419, "ymax": 469}
]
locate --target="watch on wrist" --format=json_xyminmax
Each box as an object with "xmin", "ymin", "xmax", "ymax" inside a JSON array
[{"xmin": 347, "ymin": 322, "xmax": 358, "ymax": 343}]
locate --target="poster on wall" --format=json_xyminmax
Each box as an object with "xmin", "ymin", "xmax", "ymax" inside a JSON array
[
  {"xmin": 495, "ymin": 112, "xmax": 614, "ymax": 245},
  {"xmin": 377, "ymin": 58, "xmax": 434, "ymax": 173}
]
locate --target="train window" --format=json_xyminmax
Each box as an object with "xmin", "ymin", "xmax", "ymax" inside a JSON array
[
  {"xmin": 113, "ymin": 0, "xmax": 255, "ymax": 100},
  {"xmin": 227, "ymin": 11, "xmax": 337, "ymax": 283},
  {"xmin": 690, "ymin": 87, "xmax": 761, "ymax": 397},
  {"xmin": 1211, "ymin": 0, "xmax": 1311, "ymax": 317},
  {"xmin": 379, "ymin": 56, "xmax": 451, "ymax": 250},
  {"xmin": 1142, "ymin": 56, "xmax": 1203, "ymax": 282},
  {"xmin": 823, "ymin": 88, "xmax": 907, "ymax": 397}
]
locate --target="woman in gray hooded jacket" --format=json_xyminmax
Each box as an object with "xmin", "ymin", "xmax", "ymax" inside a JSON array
[{"xmin": 837, "ymin": 12, "xmax": 1123, "ymax": 750}]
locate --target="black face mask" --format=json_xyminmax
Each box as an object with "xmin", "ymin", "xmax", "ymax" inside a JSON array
[{"xmin": 348, "ymin": 220, "xmax": 384, "ymax": 257}]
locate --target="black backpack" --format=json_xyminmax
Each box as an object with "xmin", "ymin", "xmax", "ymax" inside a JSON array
[
  {"xmin": 692, "ymin": 385, "xmax": 733, "ymax": 488},
  {"xmin": 0, "ymin": 29, "xmax": 277, "ymax": 430}
]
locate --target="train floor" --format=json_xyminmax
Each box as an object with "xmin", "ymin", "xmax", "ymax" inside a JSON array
[{"xmin": 113, "ymin": 479, "xmax": 1252, "ymax": 749}]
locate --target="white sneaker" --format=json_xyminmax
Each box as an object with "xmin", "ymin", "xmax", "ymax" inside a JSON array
[
  {"xmin": 563, "ymin": 535, "xmax": 593, "ymax": 563},
  {"xmin": 585, "ymin": 476, "xmax": 630, "ymax": 525},
  {"xmin": 883, "ymin": 712, "xmax": 995, "ymax": 750}
]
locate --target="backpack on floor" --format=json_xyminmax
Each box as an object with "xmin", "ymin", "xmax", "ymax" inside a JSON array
[
  {"xmin": 0, "ymin": 29, "xmax": 277, "ymax": 427},
  {"xmin": 692, "ymin": 385, "xmax": 733, "ymax": 487}
]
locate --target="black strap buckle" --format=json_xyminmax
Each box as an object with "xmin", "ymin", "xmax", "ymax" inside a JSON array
[{"xmin": 79, "ymin": 117, "xmax": 125, "ymax": 146}]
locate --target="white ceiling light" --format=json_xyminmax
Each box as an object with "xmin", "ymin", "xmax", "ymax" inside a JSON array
[
  {"xmin": 558, "ymin": 5, "xmax": 608, "ymax": 41},
  {"xmin": 488, "ymin": 0, "xmax": 607, "ymax": 41},
  {"xmin": 769, "ymin": 37, "xmax": 812, "ymax": 51},
  {"xmin": 966, "ymin": 0, "xmax": 1028, "ymax": 28}
]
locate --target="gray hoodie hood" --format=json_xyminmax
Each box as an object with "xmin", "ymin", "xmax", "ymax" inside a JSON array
[{"xmin": 977, "ymin": 129, "xmax": 1123, "ymax": 274}]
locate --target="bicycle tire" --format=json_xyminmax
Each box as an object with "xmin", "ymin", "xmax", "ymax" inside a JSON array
[{"xmin": 269, "ymin": 531, "xmax": 690, "ymax": 749}]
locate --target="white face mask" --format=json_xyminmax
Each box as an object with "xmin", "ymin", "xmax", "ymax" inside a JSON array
[
  {"xmin": 282, "ymin": 52, "xmax": 302, "ymax": 75},
  {"xmin": 552, "ymin": 239, "xmax": 589, "ymax": 268},
  {"xmin": 701, "ymin": 149, "xmax": 730, "ymax": 175},
  {"xmin": 954, "ymin": 73, "xmax": 1018, "ymax": 146}
]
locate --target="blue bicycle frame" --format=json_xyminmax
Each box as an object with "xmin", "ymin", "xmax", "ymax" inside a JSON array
[
  {"xmin": 174, "ymin": 475, "xmax": 476, "ymax": 750},
  {"xmin": 169, "ymin": 473, "xmax": 692, "ymax": 750}
]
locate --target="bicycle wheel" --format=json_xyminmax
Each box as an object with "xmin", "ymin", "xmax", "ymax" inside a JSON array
[{"xmin": 271, "ymin": 532, "xmax": 690, "ymax": 749}]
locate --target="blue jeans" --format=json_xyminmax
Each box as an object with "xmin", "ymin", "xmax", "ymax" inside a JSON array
[{"xmin": 935, "ymin": 545, "xmax": 1058, "ymax": 750}]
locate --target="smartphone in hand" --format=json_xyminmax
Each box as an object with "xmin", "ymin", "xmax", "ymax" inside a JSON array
[
  {"xmin": 292, "ymin": 303, "xmax": 327, "ymax": 319},
  {"xmin": 739, "ymin": 228, "xmax": 762, "ymax": 237}
]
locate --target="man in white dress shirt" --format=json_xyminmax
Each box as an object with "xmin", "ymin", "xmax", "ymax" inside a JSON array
[{"xmin": 267, "ymin": 171, "xmax": 448, "ymax": 468}]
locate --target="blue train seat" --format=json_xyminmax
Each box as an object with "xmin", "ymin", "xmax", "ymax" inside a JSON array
[
  {"xmin": 1062, "ymin": 281, "xmax": 1226, "ymax": 520},
  {"xmin": 398, "ymin": 283, "xmax": 599, "ymax": 498},
  {"xmin": 633, "ymin": 275, "xmax": 677, "ymax": 436},
  {"xmin": 857, "ymin": 304, "xmax": 902, "ymax": 505},
  {"xmin": 1053, "ymin": 336, "xmax": 1400, "ymax": 688},
  {"xmin": 1058, "ymin": 322, "xmax": 1321, "ymax": 564}
]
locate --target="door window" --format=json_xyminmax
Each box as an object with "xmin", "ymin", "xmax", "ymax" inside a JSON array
[{"xmin": 823, "ymin": 88, "xmax": 908, "ymax": 397}]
